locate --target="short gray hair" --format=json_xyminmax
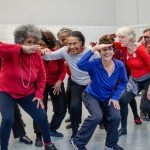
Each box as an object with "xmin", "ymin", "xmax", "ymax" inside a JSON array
[
  {"xmin": 14, "ymin": 24, "xmax": 42, "ymax": 44},
  {"xmin": 116, "ymin": 27, "xmax": 136, "ymax": 42}
]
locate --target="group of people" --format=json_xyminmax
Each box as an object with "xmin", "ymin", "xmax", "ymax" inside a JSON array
[{"xmin": 0, "ymin": 24, "xmax": 150, "ymax": 150}]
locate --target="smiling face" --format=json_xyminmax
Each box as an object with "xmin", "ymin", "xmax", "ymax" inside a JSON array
[
  {"xmin": 99, "ymin": 46, "xmax": 114, "ymax": 61},
  {"xmin": 67, "ymin": 37, "xmax": 83, "ymax": 55},
  {"xmin": 59, "ymin": 31, "xmax": 70, "ymax": 46}
]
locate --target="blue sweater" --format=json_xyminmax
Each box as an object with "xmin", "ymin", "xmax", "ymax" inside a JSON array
[{"xmin": 77, "ymin": 50, "xmax": 128, "ymax": 101}]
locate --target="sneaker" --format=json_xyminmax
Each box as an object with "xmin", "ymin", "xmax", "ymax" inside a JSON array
[
  {"xmin": 19, "ymin": 135, "xmax": 33, "ymax": 144},
  {"xmin": 134, "ymin": 116, "xmax": 142, "ymax": 125},
  {"xmin": 66, "ymin": 123, "xmax": 72, "ymax": 129},
  {"xmin": 50, "ymin": 131, "xmax": 63, "ymax": 137},
  {"xmin": 45, "ymin": 143, "xmax": 57, "ymax": 150},
  {"xmin": 35, "ymin": 136, "xmax": 43, "ymax": 147},
  {"xmin": 71, "ymin": 138, "xmax": 87, "ymax": 150},
  {"xmin": 118, "ymin": 128, "xmax": 127, "ymax": 136},
  {"xmin": 104, "ymin": 144, "xmax": 124, "ymax": 150},
  {"xmin": 65, "ymin": 117, "xmax": 71, "ymax": 122}
]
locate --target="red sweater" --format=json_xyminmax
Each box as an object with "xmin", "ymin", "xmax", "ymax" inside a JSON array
[
  {"xmin": 44, "ymin": 48, "xmax": 66, "ymax": 85},
  {"xmin": 0, "ymin": 42, "xmax": 46, "ymax": 99},
  {"xmin": 126, "ymin": 44, "xmax": 150, "ymax": 78}
]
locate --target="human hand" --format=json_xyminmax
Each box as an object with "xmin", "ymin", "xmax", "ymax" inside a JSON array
[
  {"xmin": 92, "ymin": 44, "xmax": 113, "ymax": 52},
  {"xmin": 32, "ymin": 97, "xmax": 45, "ymax": 109},
  {"xmin": 109, "ymin": 99, "xmax": 120, "ymax": 110},
  {"xmin": 22, "ymin": 45, "xmax": 41, "ymax": 54},
  {"xmin": 41, "ymin": 48, "xmax": 51, "ymax": 55},
  {"xmin": 53, "ymin": 80, "xmax": 62, "ymax": 95},
  {"xmin": 89, "ymin": 41, "xmax": 97, "ymax": 47}
]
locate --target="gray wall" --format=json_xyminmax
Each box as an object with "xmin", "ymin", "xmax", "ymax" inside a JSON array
[
  {"xmin": 116, "ymin": 0, "xmax": 150, "ymax": 26},
  {"xmin": 0, "ymin": 0, "xmax": 116, "ymax": 26}
]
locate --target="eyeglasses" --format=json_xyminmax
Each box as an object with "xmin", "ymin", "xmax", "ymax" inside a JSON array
[
  {"xmin": 67, "ymin": 41, "xmax": 81, "ymax": 47},
  {"xmin": 143, "ymin": 36, "xmax": 150, "ymax": 40}
]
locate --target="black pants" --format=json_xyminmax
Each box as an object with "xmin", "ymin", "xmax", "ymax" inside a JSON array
[
  {"xmin": 66, "ymin": 76, "xmax": 71, "ymax": 114},
  {"xmin": 34, "ymin": 83, "xmax": 67, "ymax": 134},
  {"xmin": 120, "ymin": 78, "xmax": 150, "ymax": 129},
  {"xmin": 70, "ymin": 80, "xmax": 86, "ymax": 137}
]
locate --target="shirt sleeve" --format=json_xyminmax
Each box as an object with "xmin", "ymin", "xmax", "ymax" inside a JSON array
[
  {"xmin": 35, "ymin": 54, "xmax": 46, "ymax": 99},
  {"xmin": 137, "ymin": 45, "xmax": 150, "ymax": 71},
  {"xmin": 43, "ymin": 46, "xmax": 65, "ymax": 61},
  {"xmin": 0, "ymin": 42, "xmax": 21, "ymax": 56},
  {"xmin": 77, "ymin": 50, "xmax": 94, "ymax": 72},
  {"xmin": 111, "ymin": 63, "xmax": 128, "ymax": 101}
]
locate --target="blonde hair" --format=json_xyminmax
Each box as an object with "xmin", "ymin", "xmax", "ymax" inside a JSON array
[{"xmin": 116, "ymin": 27, "xmax": 136, "ymax": 42}]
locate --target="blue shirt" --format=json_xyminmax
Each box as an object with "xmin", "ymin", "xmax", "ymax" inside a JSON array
[{"xmin": 77, "ymin": 50, "xmax": 128, "ymax": 101}]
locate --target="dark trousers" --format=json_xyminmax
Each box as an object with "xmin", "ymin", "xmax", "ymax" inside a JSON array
[
  {"xmin": 74, "ymin": 91, "xmax": 121, "ymax": 148},
  {"xmin": 70, "ymin": 80, "xmax": 86, "ymax": 137},
  {"xmin": 66, "ymin": 76, "xmax": 71, "ymax": 114},
  {"xmin": 129, "ymin": 98, "xmax": 139, "ymax": 118},
  {"xmin": 119, "ymin": 78, "xmax": 150, "ymax": 129},
  {"xmin": 12, "ymin": 105, "xmax": 26, "ymax": 138},
  {"xmin": 34, "ymin": 83, "xmax": 67, "ymax": 134},
  {"xmin": 0, "ymin": 92, "xmax": 51, "ymax": 150}
]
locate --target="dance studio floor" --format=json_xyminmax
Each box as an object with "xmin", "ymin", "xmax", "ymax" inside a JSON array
[{"xmin": 1, "ymin": 95, "xmax": 150, "ymax": 150}]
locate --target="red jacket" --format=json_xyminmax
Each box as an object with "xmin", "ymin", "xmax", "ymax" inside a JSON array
[
  {"xmin": 44, "ymin": 48, "xmax": 66, "ymax": 85},
  {"xmin": 0, "ymin": 42, "xmax": 46, "ymax": 99}
]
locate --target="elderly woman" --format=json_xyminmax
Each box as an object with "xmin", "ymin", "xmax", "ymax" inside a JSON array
[
  {"xmin": 116, "ymin": 27, "xmax": 150, "ymax": 136},
  {"xmin": 42, "ymin": 31, "xmax": 100, "ymax": 141},
  {"xmin": 0, "ymin": 25, "xmax": 57, "ymax": 150},
  {"xmin": 71, "ymin": 36, "xmax": 128, "ymax": 150}
]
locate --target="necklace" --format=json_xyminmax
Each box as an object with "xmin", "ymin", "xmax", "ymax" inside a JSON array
[{"xmin": 19, "ymin": 55, "xmax": 32, "ymax": 88}]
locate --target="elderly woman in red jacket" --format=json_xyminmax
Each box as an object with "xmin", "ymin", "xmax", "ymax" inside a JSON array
[
  {"xmin": 116, "ymin": 27, "xmax": 150, "ymax": 137},
  {"xmin": 0, "ymin": 25, "xmax": 57, "ymax": 150}
]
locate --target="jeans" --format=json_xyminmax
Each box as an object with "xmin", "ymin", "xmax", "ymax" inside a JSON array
[
  {"xmin": 120, "ymin": 78, "xmax": 150, "ymax": 129},
  {"xmin": 0, "ymin": 92, "xmax": 51, "ymax": 150},
  {"xmin": 70, "ymin": 80, "xmax": 86, "ymax": 137},
  {"xmin": 74, "ymin": 91, "xmax": 121, "ymax": 148},
  {"xmin": 12, "ymin": 105, "xmax": 26, "ymax": 138}
]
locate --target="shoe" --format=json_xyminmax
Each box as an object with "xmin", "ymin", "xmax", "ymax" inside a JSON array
[
  {"xmin": 140, "ymin": 111, "xmax": 150, "ymax": 121},
  {"xmin": 104, "ymin": 144, "xmax": 124, "ymax": 150},
  {"xmin": 50, "ymin": 131, "xmax": 63, "ymax": 137},
  {"xmin": 19, "ymin": 135, "xmax": 33, "ymax": 144},
  {"xmin": 66, "ymin": 123, "xmax": 72, "ymax": 129},
  {"xmin": 71, "ymin": 138, "xmax": 87, "ymax": 150},
  {"xmin": 45, "ymin": 143, "xmax": 57, "ymax": 150},
  {"xmin": 35, "ymin": 136, "xmax": 43, "ymax": 147},
  {"xmin": 134, "ymin": 116, "xmax": 142, "ymax": 125},
  {"xmin": 65, "ymin": 117, "xmax": 71, "ymax": 122},
  {"xmin": 118, "ymin": 128, "xmax": 127, "ymax": 136}
]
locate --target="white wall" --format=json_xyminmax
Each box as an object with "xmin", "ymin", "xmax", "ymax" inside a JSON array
[
  {"xmin": 1, "ymin": 0, "xmax": 150, "ymax": 44},
  {"xmin": 0, "ymin": 0, "xmax": 116, "ymax": 26},
  {"xmin": 116, "ymin": 0, "xmax": 150, "ymax": 26}
]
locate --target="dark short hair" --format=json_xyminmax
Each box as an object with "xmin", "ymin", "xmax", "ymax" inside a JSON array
[
  {"xmin": 14, "ymin": 24, "xmax": 41, "ymax": 44},
  {"xmin": 71, "ymin": 31, "xmax": 85, "ymax": 46},
  {"xmin": 41, "ymin": 30, "xmax": 56, "ymax": 49},
  {"xmin": 99, "ymin": 35, "xmax": 113, "ymax": 44}
]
